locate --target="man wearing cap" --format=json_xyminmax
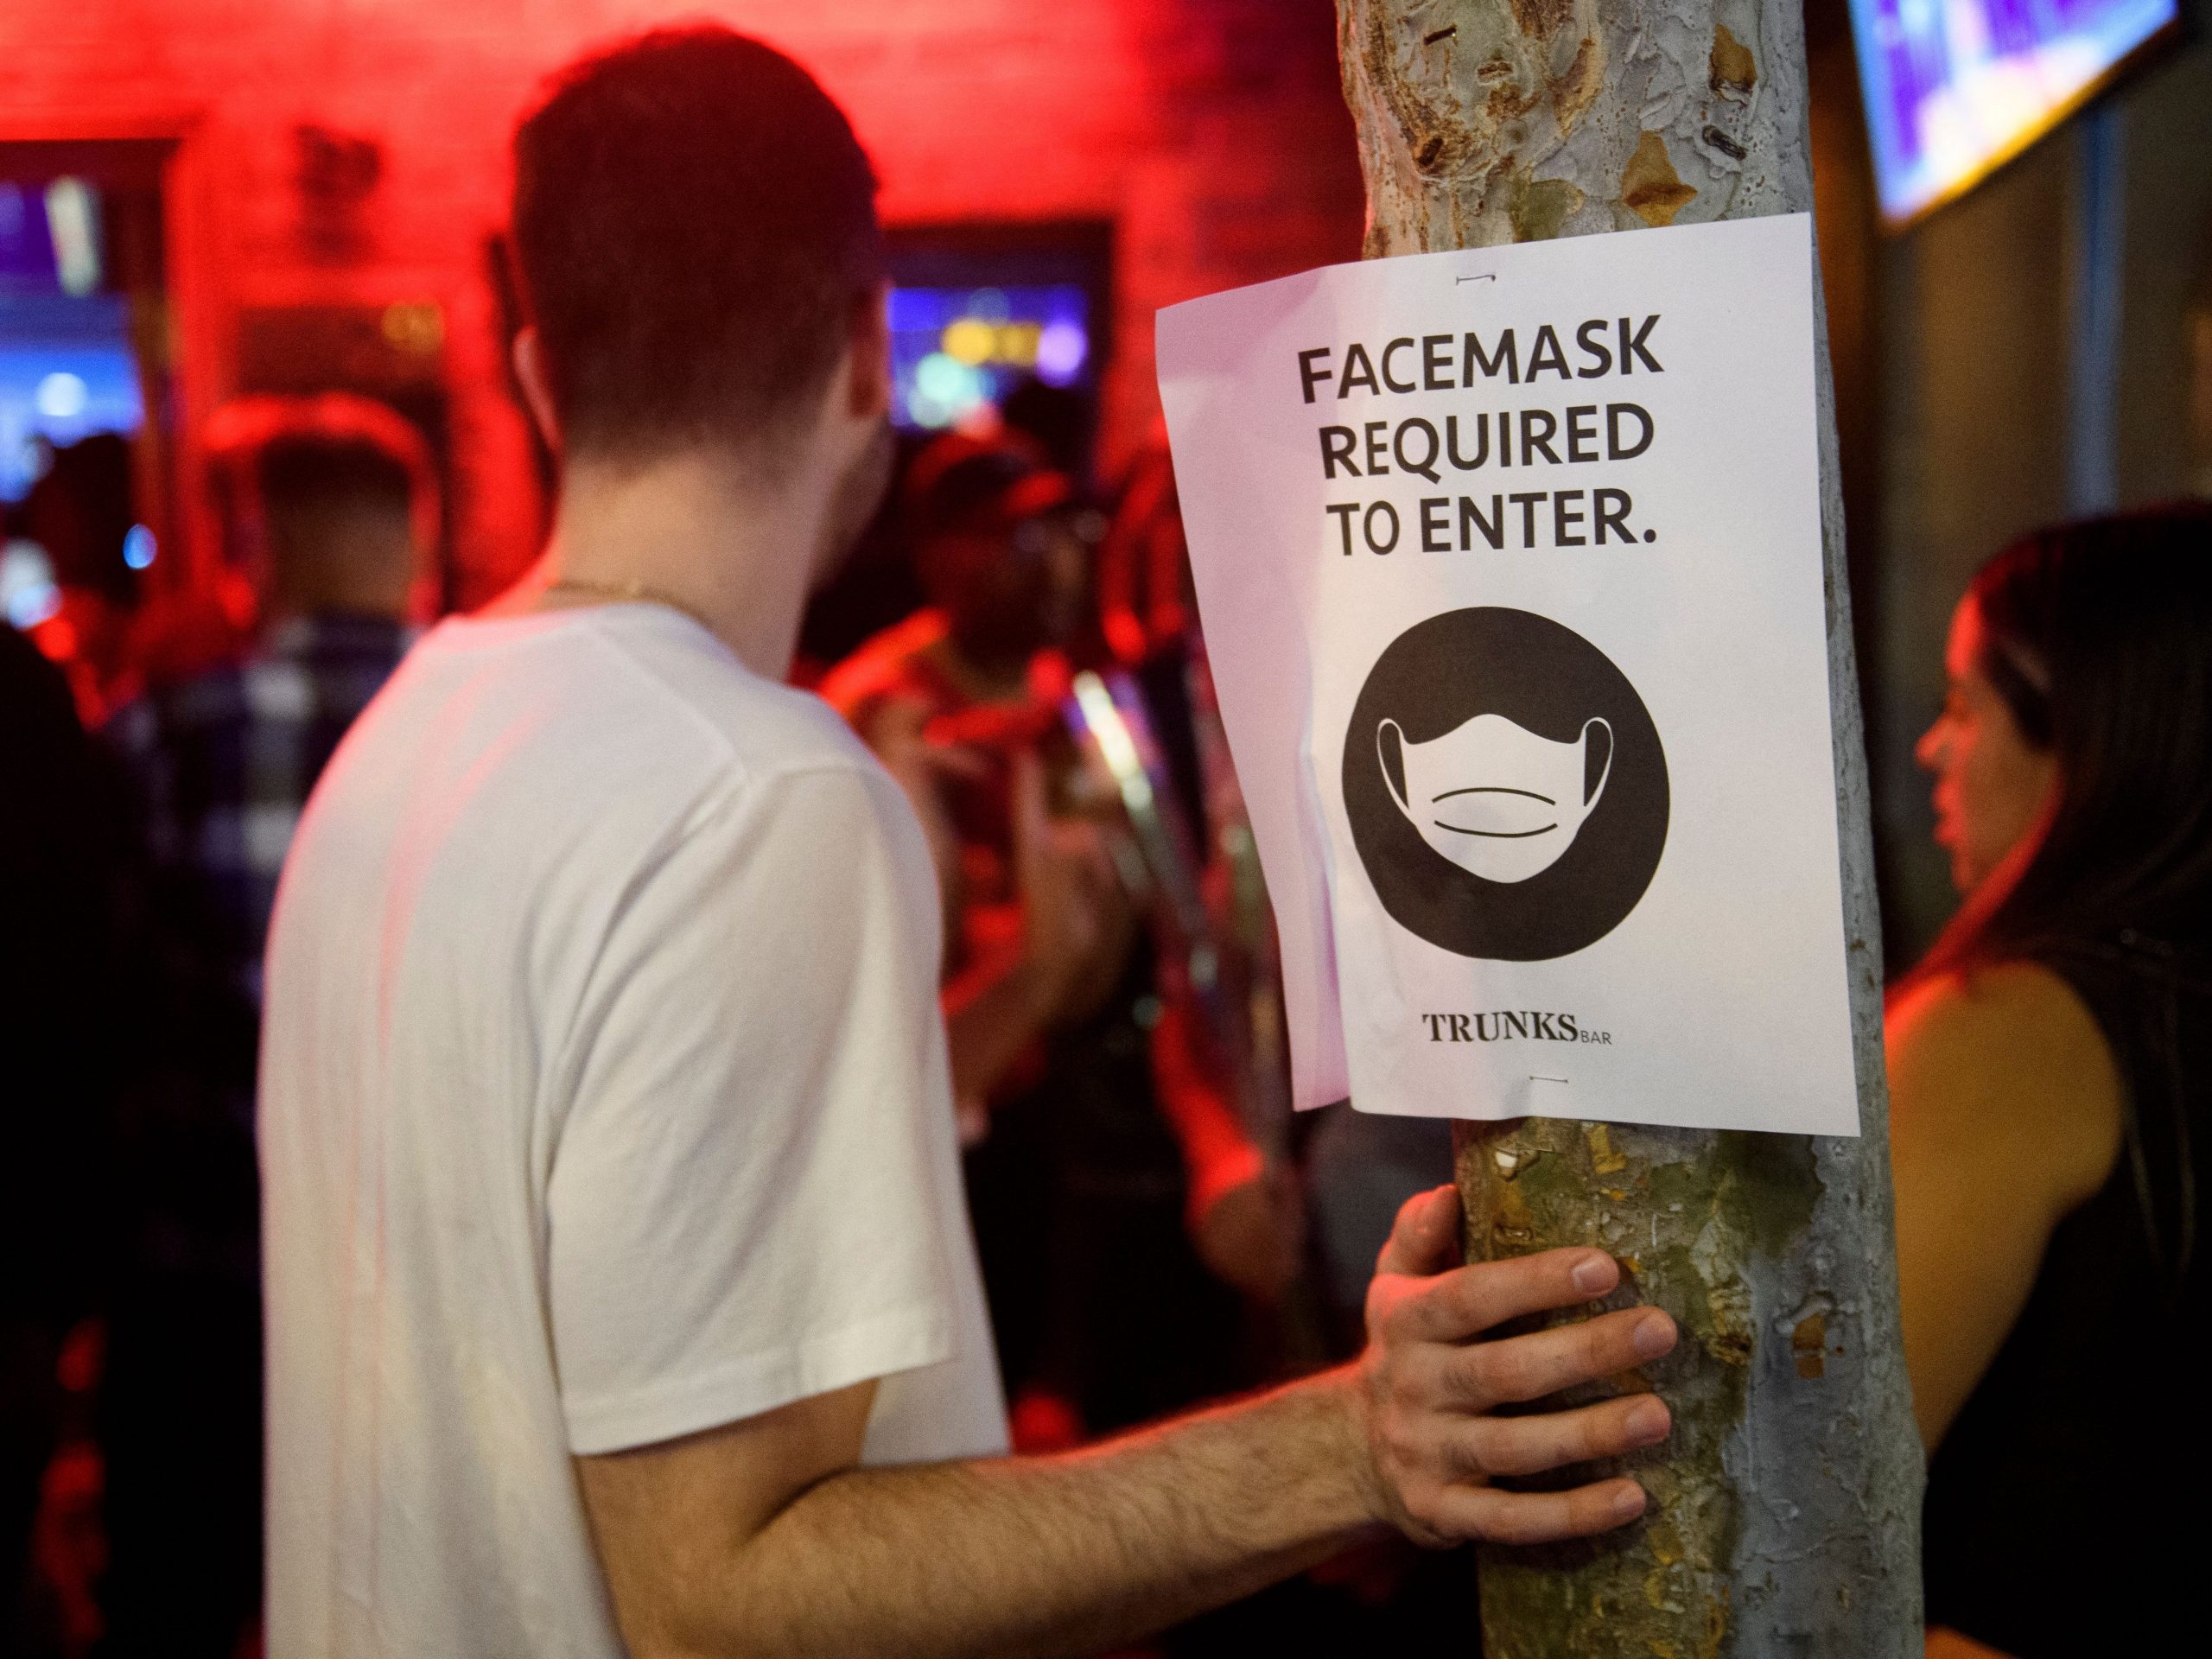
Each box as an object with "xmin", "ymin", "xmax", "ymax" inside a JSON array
[
  {"xmin": 823, "ymin": 432, "xmax": 1113, "ymax": 1133},
  {"xmin": 258, "ymin": 27, "xmax": 1679, "ymax": 1658},
  {"xmin": 826, "ymin": 430, "xmax": 1302, "ymax": 1445}
]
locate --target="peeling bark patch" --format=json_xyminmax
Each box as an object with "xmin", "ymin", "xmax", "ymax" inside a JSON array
[
  {"xmin": 1492, "ymin": 1188, "xmax": 1536, "ymax": 1247},
  {"xmin": 1703, "ymin": 1274, "xmax": 1754, "ymax": 1366},
  {"xmin": 1793, "ymin": 1313, "xmax": 1828, "ymax": 1379},
  {"xmin": 1701, "ymin": 124, "xmax": 1746, "ymax": 162},
  {"xmin": 1512, "ymin": 177, "xmax": 1582, "ymax": 240},
  {"xmin": 1360, "ymin": 8, "xmax": 1480, "ymax": 181},
  {"xmin": 1509, "ymin": 0, "xmax": 1574, "ymax": 42},
  {"xmin": 1720, "ymin": 1130, "xmax": 1822, "ymax": 1257},
  {"xmin": 1551, "ymin": 35, "xmax": 1603, "ymax": 132},
  {"xmin": 1586, "ymin": 1122, "xmax": 1630, "ymax": 1174},
  {"xmin": 1621, "ymin": 131, "xmax": 1697, "ymax": 227},
  {"xmin": 1710, "ymin": 23, "xmax": 1757, "ymax": 96}
]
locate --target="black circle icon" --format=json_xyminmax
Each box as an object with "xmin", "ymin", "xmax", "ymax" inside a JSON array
[{"xmin": 1343, "ymin": 607, "xmax": 1669, "ymax": 961}]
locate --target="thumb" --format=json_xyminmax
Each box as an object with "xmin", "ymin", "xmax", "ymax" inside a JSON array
[{"xmin": 1375, "ymin": 1185, "xmax": 1463, "ymax": 1279}]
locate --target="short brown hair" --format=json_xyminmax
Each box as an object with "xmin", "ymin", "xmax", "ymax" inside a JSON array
[
  {"xmin": 202, "ymin": 391, "xmax": 437, "ymax": 565},
  {"xmin": 511, "ymin": 26, "xmax": 883, "ymax": 461}
]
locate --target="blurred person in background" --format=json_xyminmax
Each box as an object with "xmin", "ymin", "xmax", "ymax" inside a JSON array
[
  {"xmin": 824, "ymin": 435, "xmax": 1116, "ymax": 1141},
  {"xmin": 1083, "ymin": 442, "xmax": 1314, "ymax": 1327},
  {"xmin": 107, "ymin": 393, "xmax": 432, "ymax": 1015},
  {"xmin": 94, "ymin": 394, "xmax": 431, "ymax": 1658},
  {"xmin": 13, "ymin": 434, "xmax": 143, "ymax": 725},
  {"xmin": 1888, "ymin": 505, "xmax": 2212, "ymax": 1659},
  {"xmin": 0, "ymin": 623, "xmax": 130, "ymax": 1655},
  {"xmin": 1092, "ymin": 442, "xmax": 1457, "ymax": 1366},
  {"xmin": 823, "ymin": 434, "xmax": 1300, "ymax": 1449},
  {"xmin": 1094, "ymin": 442, "xmax": 1450, "ymax": 1361}
]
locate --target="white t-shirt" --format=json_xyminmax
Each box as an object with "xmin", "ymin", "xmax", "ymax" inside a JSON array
[{"xmin": 260, "ymin": 603, "xmax": 1007, "ymax": 1657}]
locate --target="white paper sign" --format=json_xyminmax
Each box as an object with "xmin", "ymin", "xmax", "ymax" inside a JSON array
[{"xmin": 1157, "ymin": 215, "xmax": 1859, "ymax": 1137}]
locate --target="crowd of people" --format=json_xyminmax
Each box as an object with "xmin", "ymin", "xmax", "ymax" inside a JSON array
[{"xmin": 0, "ymin": 23, "xmax": 2205, "ymax": 1659}]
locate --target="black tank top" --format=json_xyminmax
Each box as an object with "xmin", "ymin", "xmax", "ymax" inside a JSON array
[{"xmin": 1921, "ymin": 934, "xmax": 2212, "ymax": 1655}]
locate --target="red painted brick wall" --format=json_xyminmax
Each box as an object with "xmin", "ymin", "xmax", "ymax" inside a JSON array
[{"xmin": 0, "ymin": 0, "xmax": 1363, "ymax": 602}]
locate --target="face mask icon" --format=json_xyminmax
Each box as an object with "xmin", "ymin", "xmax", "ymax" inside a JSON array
[{"xmin": 1378, "ymin": 714, "xmax": 1613, "ymax": 884}]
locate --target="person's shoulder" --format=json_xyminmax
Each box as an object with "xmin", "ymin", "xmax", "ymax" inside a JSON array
[
  {"xmin": 615, "ymin": 625, "xmax": 880, "ymax": 781},
  {"xmin": 1888, "ymin": 960, "xmax": 2124, "ymax": 1190},
  {"xmin": 367, "ymin": 611, "xmax": 912, "ymax": 876},
  {"xmin": 1888, "ymin": 959, "xmax": 2109, "ymax": 1070}
]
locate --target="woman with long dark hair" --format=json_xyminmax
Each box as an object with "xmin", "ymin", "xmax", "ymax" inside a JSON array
[{"xmin": 1890, "ymin": 505, "xmax": 2211, "ymax": 1659}]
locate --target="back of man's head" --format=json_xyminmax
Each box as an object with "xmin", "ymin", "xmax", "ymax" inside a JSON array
[
  {"xmin": 258, "ymin": 435, "xmax": 417, "ymax": 620},
  {"xmin": 204, "ymin": 394, "xmax": 430, "ymax": 624},
  {"xmin": 512, "ymin": 27, "xmax": 883, "ymax": 464}
]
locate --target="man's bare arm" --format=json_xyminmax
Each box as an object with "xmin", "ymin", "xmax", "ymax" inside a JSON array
[{"xmin": 578, "ymin": 1188, "xmax": 1677, "ymax": 1659}]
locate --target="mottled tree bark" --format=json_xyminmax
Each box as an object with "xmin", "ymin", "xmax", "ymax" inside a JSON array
[{"xmin": 1330, "ymin": 3, "xmax": 1923, "ymax": 1654}]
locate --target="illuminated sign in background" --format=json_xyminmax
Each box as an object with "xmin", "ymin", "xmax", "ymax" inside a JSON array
[
  {"xmin": 1850, "ymin": 0, "xmax": 2178, "ymax": 224},
  {"xmin": 887, "ymin": 283, "xmax": 1091, "ymax": 432},
  {"xmin": 1, "ymin": 178, "xmax": 145, "ymax": 503}
]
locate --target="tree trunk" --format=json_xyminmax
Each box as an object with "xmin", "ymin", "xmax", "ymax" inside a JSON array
[{"xmin": 1330, "ymin": 3, "xmax": 1923, "ymax": 1654}]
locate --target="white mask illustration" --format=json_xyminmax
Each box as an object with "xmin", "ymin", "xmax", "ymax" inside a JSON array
[{"xmin": 1378, "ymin": 713, "xmax": 1613, "ymax": 884}]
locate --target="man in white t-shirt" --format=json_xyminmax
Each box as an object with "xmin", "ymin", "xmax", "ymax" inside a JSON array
[{"xmin": 259, "ymin": 27, "xmax": 1680, "ymax": 1657}]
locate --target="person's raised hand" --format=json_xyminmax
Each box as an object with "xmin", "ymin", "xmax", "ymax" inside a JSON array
[{"xmin": 1351, "ymin": 1185, "xmax": 1676, "ymax": 1548}]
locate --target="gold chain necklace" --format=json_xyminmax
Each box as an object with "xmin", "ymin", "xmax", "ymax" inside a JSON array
[{"xmin": 543, "ymin": 576, "xmax": 715, "ymax": 637}]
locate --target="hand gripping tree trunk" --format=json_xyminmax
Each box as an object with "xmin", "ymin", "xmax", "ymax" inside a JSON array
[{"xmin": 1332, "ymin": 3, "xmax": 1923, "ymax": 1654}]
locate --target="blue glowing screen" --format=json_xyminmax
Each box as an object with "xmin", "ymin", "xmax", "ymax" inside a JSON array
[
  {"xmin": 887, "ymin": 283, "xmax": 1091, "ymax": 433},
  {"xmin": 1850, "ymin": 0, "xmax": 2177, "ymax": 222}
]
